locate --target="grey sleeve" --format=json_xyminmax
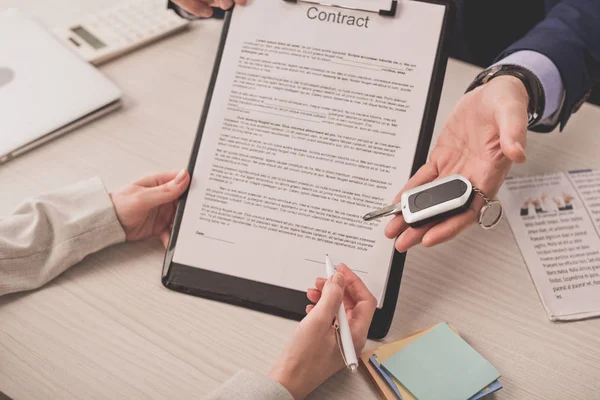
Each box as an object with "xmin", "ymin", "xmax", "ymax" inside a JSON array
[
  {"xmin": 0, "ymin": 177, "xmax": 126, "ymax": 296},
  {"xmin": 203, "ymin": 371, "xmax": 295, "ymax": 400}
]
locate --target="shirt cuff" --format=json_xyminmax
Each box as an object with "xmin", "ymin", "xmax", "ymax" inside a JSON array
[
  {"xmin": 493, "ymin": 50, "xmax": 564, "ymax": 123},
  {"xmin": 39, "ymin": 176, "xmax": 127, "ymax": 252},
  {"xmin": 83, "ymin": 177, "xmax": 128, "ymax": 247}
]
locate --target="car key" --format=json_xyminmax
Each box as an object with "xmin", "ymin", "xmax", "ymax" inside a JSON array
[{"xmin": 363, "ymin": 174, "xmax": 475, "ymax": 226}]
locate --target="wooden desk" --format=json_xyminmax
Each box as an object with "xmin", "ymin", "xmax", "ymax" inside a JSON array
[{"xmin": 1, "ymin": 1, "xmax": 599, "ymax": 398}]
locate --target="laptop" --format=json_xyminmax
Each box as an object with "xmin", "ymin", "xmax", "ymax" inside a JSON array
[{"xmin": 0, "ymin": 9, "xmax": 122, "ymax": 164}]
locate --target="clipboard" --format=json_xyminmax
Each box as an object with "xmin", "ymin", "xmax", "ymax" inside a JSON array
[{"xmin": 162, "ymin": 0, "xmax": 455, "ymax": 339}]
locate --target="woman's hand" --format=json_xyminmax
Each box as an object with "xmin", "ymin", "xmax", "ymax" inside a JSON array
[
  {"xmin": 110, "ymin": 170, "xmax": 190, "ymax": 247},
  {"xmin": 268, "ymin": 265, "xmax": 377, "ymax": 399},
  {"xmin": 385, "ymin": 75, "xmax": 530, "ymax": 252}
]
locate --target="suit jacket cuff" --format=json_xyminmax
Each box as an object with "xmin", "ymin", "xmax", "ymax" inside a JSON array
[{"xmin": 494, "ymin": 1, "xmax": 600, "ymax": 131}]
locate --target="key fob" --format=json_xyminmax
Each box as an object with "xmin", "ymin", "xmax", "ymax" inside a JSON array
[{"xmin": 401, "ymin": 174, "xmax": 474, "ymax": 227}]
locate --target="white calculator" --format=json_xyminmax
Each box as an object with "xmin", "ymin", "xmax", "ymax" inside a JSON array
[{"xmin": 55, "ymin": 0, "xmax": 189, "ymax": 65}]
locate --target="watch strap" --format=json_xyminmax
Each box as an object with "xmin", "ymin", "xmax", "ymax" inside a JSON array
[{"xmin": 466, "ymin": 64, "xmax": 546, "ymax": 127}]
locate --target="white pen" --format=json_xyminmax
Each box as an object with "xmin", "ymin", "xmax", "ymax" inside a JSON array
[{"xmin": 325, "ymin": 254, "xmax": 359, "ymax": 372}]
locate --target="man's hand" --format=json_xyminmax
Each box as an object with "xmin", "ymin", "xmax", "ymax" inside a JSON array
[
  {"xmin": 173, "ymin": 0, "xmax": 247, "ymax": 17},
  {"xmin": 268, "ymin": 265, "xmax": 377, "ymax": 399},
  {"xmin": 386, "ymin": 75, "xmax": 530, "ymax": 252},
  {"xmin": 110, "ymin": 170, "xmax": 190, "ymax": 247}
]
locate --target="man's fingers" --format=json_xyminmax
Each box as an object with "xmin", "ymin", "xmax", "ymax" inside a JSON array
[
  {"xmin": 174, "ymin": 0, "xmax": 213, "ymax": 17},
  {"xmin": 421, "ymin": 208, "xmax": 478, "ymax": 247},
  {"xmin": 142, "ymin": 170, "xmax": 190, "ymax": 207},
  {"xmin": 496, "ymin": 100, "xmax": 528, "ymax": 164},
  {"xmin": 391, "ymin": 163, "xmax": 439, "ymax": 204},
  {"xmin": 393, "ymin": 222, "xmax": 434, "ymax": 253},
  {"xmin": 384, "ymin": 214, "xmax": 408, "ymax": 239},
  {"xmin": 234, "ymin": 0, "xmax": 247, "ymax": 4},
  {"xmin": 421, "ymin": 192, "xmax": 485, "ymax": 247}
]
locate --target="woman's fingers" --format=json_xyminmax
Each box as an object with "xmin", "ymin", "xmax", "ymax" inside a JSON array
[
  {"xmin": 160, "ymin": 230, "xmax": 170, "ymax": 248},
  {"xmin": 307, "ymin": 288, "xmax": 321, "ymax": 304},
  {"xmin": 134, "ymin": 170, "xmax": 180, "ymax": 187},
  {"xmin": 421, "ymin": 209, "xmax": 478, "ymax": 247}
]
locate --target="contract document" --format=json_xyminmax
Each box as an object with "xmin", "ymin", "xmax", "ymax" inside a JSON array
[{"xmin": 171, "ymin": 0, "xmax": 446, "ymax": 306}]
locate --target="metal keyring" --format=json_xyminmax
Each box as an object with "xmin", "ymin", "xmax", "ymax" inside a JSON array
[{"xmin": 473, "ymin": 187, "xmax": 504, "ymax": 229}]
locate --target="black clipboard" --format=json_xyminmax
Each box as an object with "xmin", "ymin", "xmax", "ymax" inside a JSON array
[{"xmin": 162, "ymin": 0, "xmax": 455, "ymax": 339}]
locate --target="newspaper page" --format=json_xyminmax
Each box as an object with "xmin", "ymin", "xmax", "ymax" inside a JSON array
[{"xmin": 498, "ymin": 170, "xmax": 600, "ymax": 320}]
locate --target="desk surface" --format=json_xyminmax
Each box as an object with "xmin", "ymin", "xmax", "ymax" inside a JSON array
[{"xmin": 1, "ymin": 1, "xmax": 600, "ymax": 399}]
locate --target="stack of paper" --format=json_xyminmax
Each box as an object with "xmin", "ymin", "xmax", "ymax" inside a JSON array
[{"xmin": 361, "ymin": 323, "xmax": 502, "ymax": 400}]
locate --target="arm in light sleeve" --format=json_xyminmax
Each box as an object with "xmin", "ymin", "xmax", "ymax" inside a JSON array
[
  {"xmin": 0, "ymin": 177, "xmax": 126, "ymax": 296},
  {"xmin": 203, "ymin": 371, "xmax": 294, "ymax": 400},
  {"xmin": 494, "ymin": 50, "xmax": 565, "ymax": 129}
]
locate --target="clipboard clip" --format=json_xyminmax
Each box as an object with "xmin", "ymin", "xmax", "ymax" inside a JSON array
[{"xmin": 283, "ymin": 0, "xmax": 398, "ymax": 16}]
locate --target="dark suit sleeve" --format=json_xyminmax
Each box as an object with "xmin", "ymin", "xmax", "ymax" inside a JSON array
[
  {"xmin": 167, "ymin": 1, "xmax": 225, "ymax": 19},
  {"xmin": 497, "ymin": 0, "xmax": 600, "ymax": 131}
]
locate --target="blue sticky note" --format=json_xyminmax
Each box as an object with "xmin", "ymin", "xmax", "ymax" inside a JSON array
[
  {"xmin": 369, "ymin": 355, "xmax": 403, "ymax": 399},
  {"xmin": 382, "ymin": 323, "xmax": 501, "ymax": 400},
  {"xmin": 469, "ymin": 380, "xmax": 503, "ymax": 400}
]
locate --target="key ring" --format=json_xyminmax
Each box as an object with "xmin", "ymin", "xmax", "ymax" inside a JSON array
[{"xmin": 472, "ymin": 187, "xmax": 503, "ymax": 229}]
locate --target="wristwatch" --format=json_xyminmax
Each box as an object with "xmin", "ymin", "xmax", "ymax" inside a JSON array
[{"xmin": 466, "ymin": 64, "xmax": 546, "ymax": 127}]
